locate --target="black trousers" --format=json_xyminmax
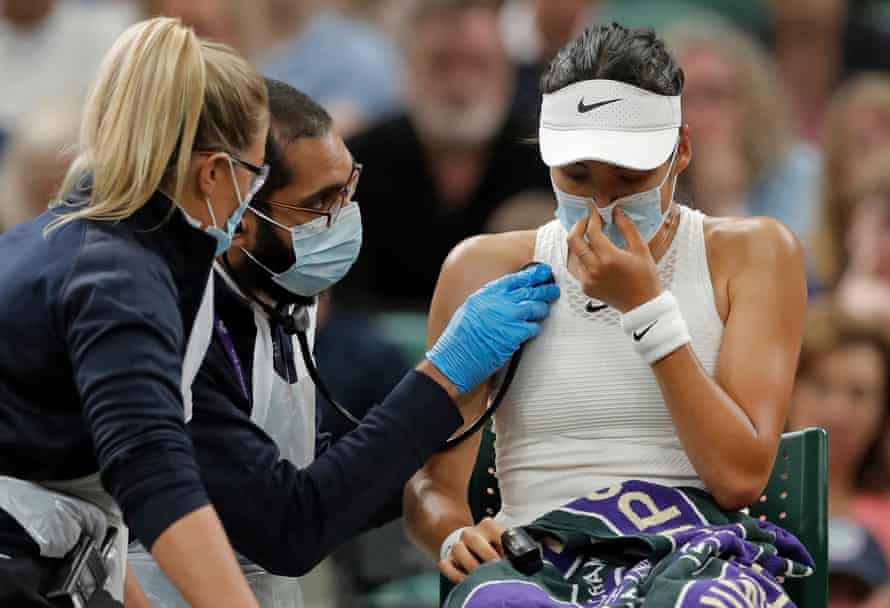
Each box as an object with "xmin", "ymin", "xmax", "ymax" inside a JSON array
[{"xmin": 0, "ymin": 554, "xmax": 122, "ymax": 608}]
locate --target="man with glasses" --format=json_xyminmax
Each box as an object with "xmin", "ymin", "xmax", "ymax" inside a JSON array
[{"xmin": 126, "ymin": 80, "xmax": 559, "ymax": 607}]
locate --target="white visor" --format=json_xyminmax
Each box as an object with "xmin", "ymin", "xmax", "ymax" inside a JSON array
[{"xmin": 539, "ymin": 79, "xmax": 681, "ymax": 170}]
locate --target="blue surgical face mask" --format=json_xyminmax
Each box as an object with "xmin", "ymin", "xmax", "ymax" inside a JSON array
[
  {"xmin": 553, "ymin": 149, "xmax": 678, "ymax": 250},
  {"xmin": 242, "ymin": 202, "xmax": 363, "ymax": 297},
  {"xmin": 182, "ymin": 158, "xmax": 266, "ymax": 256}
]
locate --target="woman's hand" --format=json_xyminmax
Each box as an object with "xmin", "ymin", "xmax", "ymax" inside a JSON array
[
  {"xmin": 439, "ymin": 518, "xmax": 506, "ymax": 583},
  {"xmin": 566, "ymin": 204, "xmax": 662, "ymax": 312}
]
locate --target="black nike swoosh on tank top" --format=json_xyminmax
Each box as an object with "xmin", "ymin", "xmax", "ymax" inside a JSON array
[{"xmin": 586, "ymin": 301, "xmax": 609, "ymax": 313}]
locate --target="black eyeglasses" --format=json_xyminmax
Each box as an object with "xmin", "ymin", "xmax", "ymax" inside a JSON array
[
  {"xmin": 258, "ymin": 163, "xmax": 362, "ymax": 228},
  {"xmin": 195, "ymin": 150, "xmax": 270, "ymax": 202}
]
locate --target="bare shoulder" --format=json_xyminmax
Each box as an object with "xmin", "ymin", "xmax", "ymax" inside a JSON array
[
  {"xmin": 429, "ymin": 229, "xmax": 538, "ymax": 343},
  {"xmin": 702, "ymin": 215, "xmax": 803, "ymax": 278},
  {"xmin": 438, "ymin": 230, "xmax": 538, "ymax": 297}
]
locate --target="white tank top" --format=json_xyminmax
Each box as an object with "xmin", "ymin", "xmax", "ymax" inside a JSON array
[{"xmin": 493, "ymin": 205, "xmax": 724, "ymax": 527}]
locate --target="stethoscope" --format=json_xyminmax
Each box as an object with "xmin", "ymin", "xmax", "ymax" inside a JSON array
[
  {"xmin": 220, "ymin": 259, "xmax": 543, "ymax": 451},
  {"xmin": 274, "ymin": 298, "xmax": 524, "ymax": 450}
]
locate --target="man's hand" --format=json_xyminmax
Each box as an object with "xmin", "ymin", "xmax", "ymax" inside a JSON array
[{"xmin": 425, "ymin": 264, "xmax": 559, "ymax": 395}]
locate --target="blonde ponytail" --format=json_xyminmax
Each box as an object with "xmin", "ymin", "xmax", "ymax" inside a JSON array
[{"xmin": 51, "ymin": 17, "xmax": 267, "ymax": 231}]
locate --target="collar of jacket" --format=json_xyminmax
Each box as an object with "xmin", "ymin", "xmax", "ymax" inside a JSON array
[{"xmin": 60, "ymin": 172, "xmax": 220, "ymax": 277}]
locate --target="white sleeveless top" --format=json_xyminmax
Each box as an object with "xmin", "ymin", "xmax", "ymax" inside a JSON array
[{"xmin": 493, "ymin": 205, "xmax": 724, "ymax": 527}]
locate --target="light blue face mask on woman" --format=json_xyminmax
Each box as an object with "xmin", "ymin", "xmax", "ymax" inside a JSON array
[
  {"xmin": 553, "ymin": 148, "xmax": 678, "ymax": 250},
  {"xmin": 242, "ymin": 202, "xmax": 363, "ymax": 297}
]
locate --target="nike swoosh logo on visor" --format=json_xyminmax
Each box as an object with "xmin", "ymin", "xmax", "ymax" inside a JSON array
[
  {"xmin": 577, "ymin": 97, "xmax": 622, "ymax": 114},
  {"xmin": 586, "ymin": 301, "xmax": 608, "ymax": 313}
]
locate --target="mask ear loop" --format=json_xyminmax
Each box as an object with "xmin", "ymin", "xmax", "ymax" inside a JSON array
[
  {"xmin": 204, "ymin": 196, "xmax": 220, "ymax": 229},
  {"xmin": 660, "ymin": 142, "xmax": 681, "ymax": 220},
  {"xmin": 227, "ymin": 157, "xmax": 246, "ymax": 207},
  {"xmin": 659, "ymin": 142, "xmax": 680, "ymax": 188},
  {"xmin": 237, "ymin": 206, "xmax": 296, "ymax": 279},
  {"xmin": 203, "ymin": 156, "xmax": 245, "ymax": 230},
  {"xmin": 247, "ymin": 204, "xmax": 290, "ymax": 232}
]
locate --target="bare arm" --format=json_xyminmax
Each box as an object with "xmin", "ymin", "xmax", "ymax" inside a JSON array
[
  {"xmin": 402, "ymin": 386, "xmax": 488, "ymax": 566},
  {"xmin": 651, "ymin": 219, "xmax": 807, "ymax": 508},
  {"xmin": 150, "ymin": 506, "xmax": 259, "ymax": 608},
  {"xmin": 124, "ymin": 562, "xmax": 151, "ymax": 608},
  {"xmin": 403, "ymin": 232, "xmax": 534, "ymax": 579},
  {"xmin": 567, "ymin": 211, "xmax": 807, "ymax": 510}
]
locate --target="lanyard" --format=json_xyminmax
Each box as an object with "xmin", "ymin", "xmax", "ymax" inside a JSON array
[{"xmin": 214, "ymin": 316, "xmax": 251, "ymax": 402}]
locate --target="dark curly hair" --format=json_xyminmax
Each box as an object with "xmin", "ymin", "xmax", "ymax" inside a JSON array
[{"xmin": 541, "ymin": 23, "xmax": 684, "ymax": 96}]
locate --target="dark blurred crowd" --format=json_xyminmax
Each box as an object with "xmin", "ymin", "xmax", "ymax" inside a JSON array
[{"xmin": 5, "ymin": 1, "xmax": 890, "ymax": 606}]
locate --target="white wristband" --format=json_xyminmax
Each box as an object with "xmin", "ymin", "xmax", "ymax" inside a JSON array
[
  {"xmin": 620, "ymin": 291, "xmax": 691, "ymax": 365},
  {"xmin": 440, "ymin": 526, "xmax": 469, "ymax": 561}
]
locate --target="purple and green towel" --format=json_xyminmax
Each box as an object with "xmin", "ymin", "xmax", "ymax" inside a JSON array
[{"xmin": 445, "ymin": 480, "xmax": 813, "ymax": 607}]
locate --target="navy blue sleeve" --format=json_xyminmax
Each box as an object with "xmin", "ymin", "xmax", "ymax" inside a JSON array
[
  {"xmin": 314, "ymin": 407, "xmax": 403, "ymax": 532},
  {"xmin": 190, "ymin": 349, "xmax": 462, "ymax": 577},
  {"xmin": 60, "ymin": 235, "xmax": 209, "ymax": 549}
]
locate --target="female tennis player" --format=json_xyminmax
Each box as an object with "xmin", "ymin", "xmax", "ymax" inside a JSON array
[{"xmin": 404, "ymin": 22, "xmax": 807, "ymax": 585}]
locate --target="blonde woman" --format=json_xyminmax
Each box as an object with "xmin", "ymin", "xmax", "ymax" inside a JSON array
[{"xmin": 0, "ymin": 17, "xmax": 269, "ymax": 608}]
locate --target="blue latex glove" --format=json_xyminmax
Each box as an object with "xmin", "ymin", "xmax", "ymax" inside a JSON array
[{"xmin": 426, "ymin": 264, "xmax": 560, "ymax": 394}]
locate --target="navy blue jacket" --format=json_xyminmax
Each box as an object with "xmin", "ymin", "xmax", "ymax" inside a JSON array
[
  {"xmin": 0, "ymin": 184, "xmax": 217, "ymax": 550},
  {"xmin": 189, "ymin": 280, "xmax": 462, "ymax": 576}
]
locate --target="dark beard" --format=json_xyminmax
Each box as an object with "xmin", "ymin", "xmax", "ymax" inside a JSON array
[{"xmin": 226, "ymin": 217, "xmax": 316, "ymax": 309}]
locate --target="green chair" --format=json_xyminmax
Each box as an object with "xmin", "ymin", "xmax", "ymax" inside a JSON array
[
  {"xmin": 749, "ymin": 427, "xmax": 829, "ymax": 608},
  {"xmin": 446, "ymin": 426, "xmax": 828, "ymax": 607}
]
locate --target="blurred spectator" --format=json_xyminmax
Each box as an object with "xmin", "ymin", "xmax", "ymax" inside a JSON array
[
  {"xmin": 668, "ymin": 19, "xmax": 819, "ymax": 238},
  {"xmin": 0, "ymin": 100, "xmax": 80, "ymax": 231},
  {"xmin": 602, "ymin": 0, "xmax": 766, "ymax": 31},
  {"xmin": 484, "ymin": 189, "xmax": 555, "ymax": 234},
  {"xmin": 829, "ymin": 518, "xmax": 890, "ymax": 608},
  {"xmin": 499, "ymin": 0, "xmax": 604, "ymax": 118},
  {"xmin": 812, "ymin": 74, "xmax": 890, "ymax": 292},
  {"xmin": 0, "ymin": 0, "xmax": 132, "ymax": 154},
  {"xmin": 788, "ymin": 302, "xmax": 890, "ymax": 561},
  {"xmin": 314, "ymin": 292, "xmax": 410, "ymax": 440},
  {"xmin": 339, "ymin": 0, "xmax": 550, "ymax": 311},
  {"xmin": 258, "ymin": 0, "xmax": 401, "ymax": 135},
  {"xmin": 834, "ymin": 151, "xmax": 890, "ymax": 332},
  {"xmin": 143, "ymin": 0, "xmax": 268, "ymax": 58},
  {"xmin": 762, "ymin": 0, "xmax": 890, "ymax": 142}
]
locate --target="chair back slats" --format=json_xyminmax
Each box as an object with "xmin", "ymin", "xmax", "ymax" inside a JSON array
[{"xmin": 749, "ymin": 427, "xmax": 829, "ymax": 608}]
